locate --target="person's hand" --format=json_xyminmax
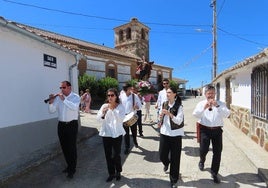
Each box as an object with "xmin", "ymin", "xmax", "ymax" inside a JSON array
[
  {"xmin": 204, "ymin": 100, "xmax": 212, "ymax": 110},
  {"xmin": 211, "ymin": 99, "xmax": 218, "ymax": 107},
  {"xmin": 58, "ymin": 93, "xmax": 65, "ymax": 101},
  {"xmin": 103, "ymin": 106, "xmax": 109, "ymax": 114},
  {"xmin": 161, "ymin": 109, "xmax": 169, "ymax": 115},
  {"xmin": 48, "ymin": 94, "xmax": 56, "ymax": 104}
]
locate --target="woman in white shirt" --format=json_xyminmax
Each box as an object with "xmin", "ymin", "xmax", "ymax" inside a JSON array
[
  {"xmin": 158, "ymin": 86, "xmax": 184, "ymax": 188},
  {"xmin": 97, "ymin": 88, "xmax": 126, "ymax": 182}
]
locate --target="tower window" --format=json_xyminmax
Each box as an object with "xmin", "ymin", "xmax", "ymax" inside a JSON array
[
  {"xmin": 119, "ymin": 30, "xmax": 123, "ymax": 41},
  {"xmin": 141, "ymin": 28, "xmax": 145, "ymax": 40},
  {"xmin": 126, "ymin": 28, "xmax": 131, "ymax": 39}
]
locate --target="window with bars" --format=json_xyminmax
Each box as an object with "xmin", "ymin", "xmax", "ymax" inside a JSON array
[{"xmin": 251, "ymin": 64, "xmax": 268, "ymax": 120}]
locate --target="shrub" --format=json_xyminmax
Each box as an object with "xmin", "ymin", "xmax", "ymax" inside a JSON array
[
  {"xmin": 98, "ymin": 77, "xmax": 119, "ymax": 98},
  {"xmin": 169, "ymin": 80, "xmax": 179, "ymax": 92},
  {"xmin": 78, "ymin": 74, "xmax": 99, "ymax": 96}
]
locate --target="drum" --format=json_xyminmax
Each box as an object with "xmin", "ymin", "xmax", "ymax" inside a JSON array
[{"xmin": 123, "ymin": 112, "xmax": 138, "ymax": 127}]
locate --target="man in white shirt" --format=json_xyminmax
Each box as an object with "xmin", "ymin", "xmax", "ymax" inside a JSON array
[
  {"xmin": 48, "ymin": 81, "xmax": 80, "ymax": 179},
  {"xmin": 193, "ymin": 85, "xmax": 230, "ymax": 184},
  {"xmin": 155, "ymin": 79, "xmax": 170, "ymax": 122},
  {"xmin": 120, "ymin": 83, "xmax": 142, "ymax": 155}
]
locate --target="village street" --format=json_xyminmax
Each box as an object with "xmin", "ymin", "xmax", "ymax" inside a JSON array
[{"xmin": 2, "ymin": 96, "xmax": 267, "ymax": 188}]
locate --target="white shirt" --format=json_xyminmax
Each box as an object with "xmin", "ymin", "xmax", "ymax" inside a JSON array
[
  {"xmin": 97, "ymin": 103, "xmax": 126, "ymax": 138},
  {"xmin": 160, "ymin": 104, "xmax": 184, "ymax": 137},
  {"xmin": 48, "ymin": 92, "xmax": 80, "ymax": 122},
  {"xmin": 120, "ymin": 92, "xmax": 142, "ymax": 114},
  {"xmin": 157, "ymin": 89, "xmax": 167, "ymax": 111},
  {"xmin": 192, "ymin": 100, "xmax": 230, "ymax": 127}
]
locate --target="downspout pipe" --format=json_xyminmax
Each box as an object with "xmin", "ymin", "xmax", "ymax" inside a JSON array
[{"xmin": 69, "ymin": 54, "xmax": 81, "ymax": 93}]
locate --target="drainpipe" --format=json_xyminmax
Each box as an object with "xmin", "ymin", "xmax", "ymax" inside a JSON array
[{"xmin": 69, "ymin": 54, "xmax": 81, "ymax": 92}]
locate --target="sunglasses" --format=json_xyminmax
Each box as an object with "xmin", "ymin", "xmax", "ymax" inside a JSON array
[
  {"xmin": 60, "ymin": 87, "xmax": 67, "ymax": 89},
  {"xmin": 107, "ymin": 94, "xmax": 115, "ymax": 97},
  {"xmin": 163, "ymin": 83, "xmax": 169, "ymax": 85}
]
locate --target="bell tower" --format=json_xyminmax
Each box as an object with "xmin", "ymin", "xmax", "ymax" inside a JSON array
[{"xmin": 114, "ymin": 18, "xmax": 150, "ymax": 61}]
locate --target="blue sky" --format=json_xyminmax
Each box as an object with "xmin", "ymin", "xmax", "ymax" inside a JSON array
[{"xmin": 1, "ymin": 0, "xmax": 268, "ymax": 88}]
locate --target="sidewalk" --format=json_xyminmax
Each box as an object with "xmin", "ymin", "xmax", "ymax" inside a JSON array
[{"xmin": 1, "ymin": 96, "xmax": 267, "ymax": 187}]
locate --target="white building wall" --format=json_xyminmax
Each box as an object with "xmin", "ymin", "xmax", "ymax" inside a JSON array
[
  {"xmin": 219, "ymin": 84, "xmax": 226, "ymax": 102},
  {"xmin": 231, "ymin": 71, "xmax": 251, "ymax": 109},
  {"xmin": 0, "ymin": 25, "xmax": 77, "ymax": 128}
]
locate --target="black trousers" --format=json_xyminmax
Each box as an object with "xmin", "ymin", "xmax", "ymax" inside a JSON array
[
  {"xmin": 159, "ymin": 134, "xmax": 182, "ymax": 183},
  {"xmin": 123, "ymin": 123, "xmax": 137, "ymax": 149},
  {"xmin": 136, "ymin": 110, "xmax": 142, "ymax": 134},
  {"xmin": 102, "ymin": 136, "xmax": 123, "ymax": 175},
  {"xmin": 58, "ymin": 120, "xmax": 78, "ymax": 174},
  {"xmin": 199, "ymin": 127, "xmax": 223, "ymax": 174}
]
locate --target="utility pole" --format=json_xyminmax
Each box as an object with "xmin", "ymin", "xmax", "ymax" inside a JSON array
[{"xmin": 211, "ymin": 0, "xmax": 217, "ymax": 79}]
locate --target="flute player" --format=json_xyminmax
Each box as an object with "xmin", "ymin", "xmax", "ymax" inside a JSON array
[{"xmin": 47, "ymin": 80, "xmax": 80, "ymax": 179}]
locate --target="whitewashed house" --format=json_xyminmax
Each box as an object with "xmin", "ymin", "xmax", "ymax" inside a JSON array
[
  {"xmin": 0, "ymin": 16, "xmax": 84, "ymax": 181},
  {"xmin": 212, "ymin": 48, "xmax": 268, "ymax": 152},
  {"xmin": 0, "ymin": 16, "xmax": 174, "ymax": 181}
]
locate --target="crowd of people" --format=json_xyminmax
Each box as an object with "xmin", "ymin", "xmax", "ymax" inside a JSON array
[{"xmin": 47, "ymin": 79, "xmax": 230, "ymax": 188}]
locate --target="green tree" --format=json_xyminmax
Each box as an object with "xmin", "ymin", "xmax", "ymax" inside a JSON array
[
  {"xmin": 98, "ymin": 77, "xmax": 119, "ymax": 98},
  {"xmin": 78, "ymin": 74, "xmax": 98, "ymax": 96},
  {"xmin": 169, "ymin": 80, "xmax": 179, "ymax": 92}
]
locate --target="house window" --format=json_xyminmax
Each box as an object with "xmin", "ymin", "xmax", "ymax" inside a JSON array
[
  {"xmin": 126, "ymin": 28, "xmax": 131, "ymax": 39},
  {"xmin": 251, "ymin": 64, "xmax": 268, "ymax": 120},
  {"xmin": 106, "ymin": 62, "xmax": 117, "ymax": 79},
  {"xmin": 108, "ymin": 68, "xmax": 115, "ymax": 78},
  {"xmin": 119, "ymin": 30, "xmax": 123, "ymax": 42}
]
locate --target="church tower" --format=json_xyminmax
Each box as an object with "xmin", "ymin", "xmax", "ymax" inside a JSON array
[{"xmin": 114, "ymin": 18, "xmax": 150, "ymax": 61}]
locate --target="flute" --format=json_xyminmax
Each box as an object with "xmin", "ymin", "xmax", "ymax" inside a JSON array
[{"xmin": 44, "ymin": 94, "xmax": 59, "ymax": 103}]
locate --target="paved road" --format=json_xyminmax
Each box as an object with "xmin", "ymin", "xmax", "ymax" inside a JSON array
[{"xmin": 2, "ymin": 96, "xmax": 267, "ymax": 188}]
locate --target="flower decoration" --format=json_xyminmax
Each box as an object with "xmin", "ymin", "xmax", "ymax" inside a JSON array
[{"xmin": 136, "ymin": 81, "xmax": 156, "ymax": 96}]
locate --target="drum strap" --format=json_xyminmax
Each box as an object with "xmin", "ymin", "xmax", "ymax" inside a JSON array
[{"xmin": 132, "ymin": 93, "xmax": 135, "ymax": 110}]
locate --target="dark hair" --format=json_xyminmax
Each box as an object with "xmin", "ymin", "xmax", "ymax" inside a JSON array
[
  {"xmin": 106, "ymin": 88, "xmax": 120, "ymax": 104},
  {"xmin": 162, "ymin": 78, "xmax": 169, "ymax": 83},
  {"xmin": 123, "ymin": 83, "xmax": 132, "ymax": 92},
  {"xmin": 168, "ymin": 86, "xmax": 182, "ymax": 106},
  {"xmin": 62, "ymin": 80, "xmax": 71, "ymax": 86}
]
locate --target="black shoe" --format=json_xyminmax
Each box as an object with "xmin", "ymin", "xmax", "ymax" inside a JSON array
[
  {"xmin": 170, "ymin": 182, "xmax": 177, "ymax": 188},
  {"xmin": 212, "ymin": 173, "xmax": 221, "ymax": 184},
  {"xmin": 62, "ymin": 168, "xmax": 68, "ymax": 173},
  {"xmin": 106, "ymin": 175, "xmax": 114, "ymax": 182},
  {"xmin": 163, "ymin": 165, "xmax": 169, "ymax": 172},
  {"xmin": 133, "ymin": 141, "xmax": 139, "ymax": 147},
  {"xmin": 139, "ymin": 133, "xmax": 144, "ymax": 137},
  {"xmin": 66, "ymin": 172, "xmax": 74, "ymax": 179},
  {"xmin": 124, "ymin": 148, "xmax": 129, "ymax": 155},
  {"xmin": 115, "ymin": 172, "xmax": 121, "ymax": 181},
  {"xmin": 198, "ymin": 162, "xmax": 204, "ymax": 171}
]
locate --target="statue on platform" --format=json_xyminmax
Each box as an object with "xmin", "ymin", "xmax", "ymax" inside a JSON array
[{"xmin": 135, "ymin": 55, "xmax": 154, "ymax": 81}]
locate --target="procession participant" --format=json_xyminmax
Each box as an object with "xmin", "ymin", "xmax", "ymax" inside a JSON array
[
  {"xmin": 155, "ymin": 78, "xmax": 170, "ymax": 123},
  {"xmin": 120, "ymin": 83, "xmax": 142, "ymax": 155},
  {"xmin": 97, "ymin": 88, "xmax": 125, "ymax": 182},
  {"xmin": 48, "ymin": 80, "xmax": 80, "ymax": 179},
  {"xmin": 132, "ymin": 86, "xmax": 144, "ymax": 137},
  {"xmin": 143, "ymin": 93, "xmax": 156, "ymax": 123},
  {"xmin": 193, "ymin": 84, "xmax": 230, "ymax": 184},
  {"xmin": 158, "ymin": 86, "xmax": 184, "ymax": 188}
]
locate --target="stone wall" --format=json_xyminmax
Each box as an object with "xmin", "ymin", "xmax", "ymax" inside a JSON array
[{"xmin": 230, "ymin": 104, "xmax": 268, "ymax": 152}]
